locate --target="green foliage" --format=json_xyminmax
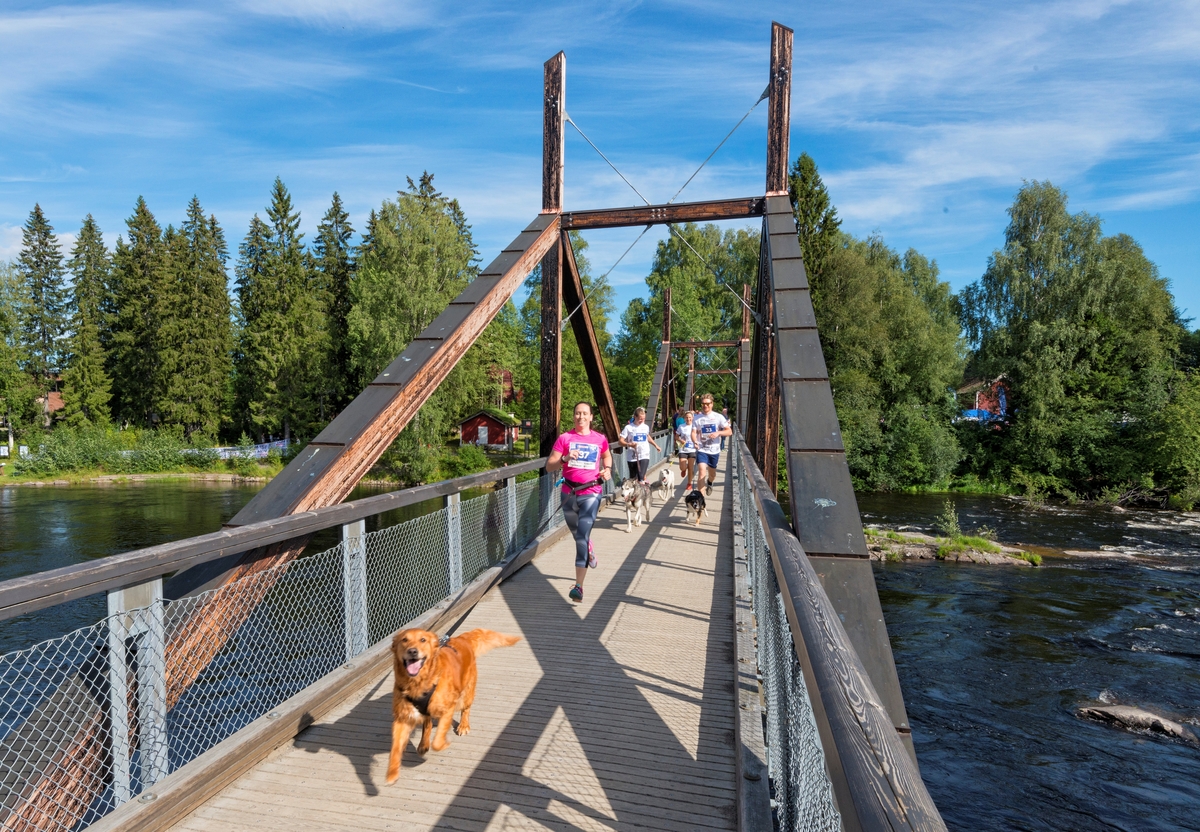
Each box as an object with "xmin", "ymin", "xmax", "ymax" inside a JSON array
[
  {"xmin": 442, "ymin": 443, "xmax": 491, "ymax": 478},
  {"xmin": 313, "ymin": 192, "xmax": 356, "ymax": 411},
  {"xmin": 349, "ymin": 173, "xmax": 502, "ymax": 485},
  {"xmin": 156, "ymin": 199, "xmax": 232, "ymax": 439},
  {"xmin": 812, "ymin": 236, "xmax": 963, "ymax": 489},
  {"xmin": 61, "ymin": 215, "xmax": 113, "ymax": 426},
  {"xmin": 0, "ymin": 262, "xmax": 40, "ymax": 441},
  {"xmin": 933, "ymin": 500, "xmax": 962, "ymax": 537},
  {"xmin": 10, "ymin": 424, "xmax": 213, "ymax": 476},
  {"xmin": 612, "ymin": 223, "xmax": 757, "ymax": 414},
  {"xmin": 958, "ymin": 181, "xmax": 1183, "ymax": 496},
  {"xmin": 789, "ymin": 152, "xmax": 841, "ymax": 287},
  {"xmin": 235, "ymin": 178, "xmax": 329, "ymax": 442},
  {"xmin": 109, "ymin": 197, "xmax": 165, "ymax": 427},
  {"xmin": 17, "ymin": 205, "xmax": 69, "ymax": 407},
  {"xmin": 516, "ymin": 232, "xmax": 617, "ymax": 431},
  {"xmin": 1153, "ymin": 373, "xmax": 1200, "ymax": 491}
]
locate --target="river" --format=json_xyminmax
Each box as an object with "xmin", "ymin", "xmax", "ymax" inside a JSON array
[
  {"xmin": 859, "ymin": 493, "xmax": 1200, "ymax": 831},
  {"xmin": 2, "ymin": 482, "xmax": 1197, "ymax": 829}
]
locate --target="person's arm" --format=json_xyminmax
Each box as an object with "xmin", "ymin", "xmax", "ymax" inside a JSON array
[
  {"xmin": 692, "ymin": 426, "xmax": 701, "ymax": 446},
  {"xmin": 650, "ymin": 436, "xmax": 661, "ymax": 452},
  {"xmin": 546, "ymin": 448, "xmax": 566, "ymax": 474},
  {"xmin": 599, "ymin": 449, "xmax": 613, "ymax": 481}
]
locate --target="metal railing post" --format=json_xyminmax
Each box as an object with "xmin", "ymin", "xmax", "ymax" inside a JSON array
[
  {"xmin": 446, "ymin": 493, "xmax": 463, "ymax": 593},
  {"xmin": 342, "ymin": 520, "xmax": 368, "ymax": 660},
  {"xmin": 505, "ymin": 476, "xmax": 518, "ymax": 556},
  {"xmin": 107, "ymin": 577, "xmax": 167, "ymax": 796}
]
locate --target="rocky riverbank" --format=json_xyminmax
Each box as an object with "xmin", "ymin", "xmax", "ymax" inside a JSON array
[{"xmin": 865, "ymin": 527, "xmax": 1041, "ymax": 566}]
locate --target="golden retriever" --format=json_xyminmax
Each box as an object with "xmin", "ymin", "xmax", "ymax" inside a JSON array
[{"xmin": 386, "ymin": 627, "xmax": 520, "ymax": 784}]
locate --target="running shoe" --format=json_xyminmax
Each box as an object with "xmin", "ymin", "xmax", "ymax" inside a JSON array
[
  {"xmin": 705, "ymin": 482, "xmax": 713, "ymax": 496},
  {"xmin": 569, "ymin": 584, "xmax": 584, "ymax": 602},
  {"xmin": 587, "ymin": 540, "xmax": 597, "ymax": 569}
]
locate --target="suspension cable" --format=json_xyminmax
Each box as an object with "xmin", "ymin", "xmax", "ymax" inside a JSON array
[
  {"xmin": 666, "ymin": 223, "xmax": 762, "ymax": 327},
  {"xmin": 565, "ymin": 114, "xmax": 651, "ymax": 206},
  {"xmin": 561, "ymin": 225, "xmax": 652, "ymax": 332},
  {"xmin": 667, "ymin": 83, "xmax": 770, "ymax": 205}
]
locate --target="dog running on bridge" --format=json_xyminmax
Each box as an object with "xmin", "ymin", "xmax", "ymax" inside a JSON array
[
  {"xmin": 620, "ymin": 478, "xmax": 651, "ymax": 532},
  {"xmin": 684, "ymin": 489, "xmax": 708, "ymax": 525},
  {"xmin": 657, "ymin": 467, "xmax": 675, "ymax": 503},
  {"xmin": 386, "ymin": 627, "xmax": 520, "ymax": 784}
]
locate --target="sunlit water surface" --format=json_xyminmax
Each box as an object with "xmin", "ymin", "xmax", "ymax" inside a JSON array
[{"xmin": 859, "ymin": 493, "xmax": 1200, "ymax": 831}]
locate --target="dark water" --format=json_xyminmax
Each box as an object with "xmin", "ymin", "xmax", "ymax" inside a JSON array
[
  {"xmin": 858, "ymin": 493, "xmax": 1200, "ymax": 832},
  {"xmin": 0, "ymin": 478, "xmax": 464, "ymax": 654}
]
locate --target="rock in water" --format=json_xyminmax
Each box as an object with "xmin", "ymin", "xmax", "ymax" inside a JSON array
[{"xmin": 1078, "ymin": 704, "xmax": 1199, "ymax": 744}]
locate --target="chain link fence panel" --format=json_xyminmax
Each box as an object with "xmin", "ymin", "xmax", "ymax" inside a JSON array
[
  {"xmin": 733, "ymin": 448, "xmax": 842, "ymax": 832},
  {"xmin": 0, "ymin": 473, "xmax": 564, "ymax": 831}
]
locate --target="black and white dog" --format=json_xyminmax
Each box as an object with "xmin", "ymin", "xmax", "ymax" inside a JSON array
[
  {"xmin": 684, "ymin": 489, "xmax": 708, "ymax": 526},
  {"xmin": 620, "ymin": 478, "xmax": 652, "ymax": 532}
]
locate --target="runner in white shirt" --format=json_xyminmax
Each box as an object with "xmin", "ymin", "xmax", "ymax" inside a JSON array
[
  {"xmin": 676, "ymin": 410, "xmax": 697, "ymax": 490},
  {"xmin": 691, "ymin": 394, "xmax": 731, "ymax": 496},
  {"xmin": 618, "ymin": 407, "xmax": 661, "ymax": 483}
]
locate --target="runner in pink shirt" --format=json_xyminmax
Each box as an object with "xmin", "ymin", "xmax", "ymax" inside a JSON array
[{"xmin": 546, "ymin": 401, "xmax": 613, "ymax": 603}]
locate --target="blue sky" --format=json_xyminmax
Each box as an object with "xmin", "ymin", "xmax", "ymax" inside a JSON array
[{"xmin": 2, "ymin": 1, "xmax": 1198, "ymax": 334}]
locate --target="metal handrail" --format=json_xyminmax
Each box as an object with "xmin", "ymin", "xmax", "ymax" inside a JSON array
[
  {"xmin": 0, "ymin": 456, "xmax": 547, "ymax": 622},
  {"xmin": 735, "ymin": 433, "xmax": 946, "ymax": 831}
]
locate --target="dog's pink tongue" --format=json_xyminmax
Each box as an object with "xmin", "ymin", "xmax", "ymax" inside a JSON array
[{"xmin": 405, "ymin": 659, "xmax": 423, "ymax": 676}]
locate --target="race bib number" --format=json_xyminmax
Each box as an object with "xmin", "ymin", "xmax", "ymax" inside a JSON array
[
  {"xmin": 568, "ymin": 442, "xmax": 600, "ymax": 470},
  {"xmin": 700, "ymin": 423, "xmax": 717, "ymax": 435},
  {"xmin": 633, "ymin": 431, "xmax": 647, "ymax": 443}
]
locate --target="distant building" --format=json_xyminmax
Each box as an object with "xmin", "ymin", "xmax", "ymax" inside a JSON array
[
  {"xmin": 957, "ymin": 376, "xmax": 1009, "ymax": 422},
  {"xmin": 459, "ymin": 408, "xmax": 520, "ymax": 450}
]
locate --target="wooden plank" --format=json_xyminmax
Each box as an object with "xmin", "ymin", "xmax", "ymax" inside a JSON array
[
  {"xmin": 539, "ymin": 237, "xmax": 562, "ymax": 456},
  {"xmin": 561, "ymin": 231, "xmax": 619, "ymax": 442},
  {"xmin": 542, "ymin": 51, "xmax": 564, "ymax": 213},
  {"xmin": 663, "ymin": 286, "xmax": 673, "ymax": 342},
  {"xmin": 84, "ymin": 522, "xmax": 573, "ymax": 832},
  {"xmin": 685, "ymin": 348, "xmax": 696, "ymax": 409},
  {"xmin": 695, "ymin": 369, "xmax": 738, "ymax": 375},
  {"xmin": 741, "ymin": 283, "xmax": 752, "ymax": 341},
  {"xmin": 560, "ymin": 196, "xmax": 765, "ymax": 230},
  {"xmin": 667, "ymin": 340, "xmax": 742, "ymax": 349},
  {"xmin": 766, "ymin": 22, "xmax": 793, "ymax": 195},
  {"xmin": 738, "ymin": 439, "xmax": 946, "ymax": 831}
]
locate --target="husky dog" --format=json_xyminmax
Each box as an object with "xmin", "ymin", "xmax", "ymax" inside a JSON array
[
  {"xmin": 684, "ymin": 489, "xmax": 708, "ymax": 526},
  {"xmin": 620, "ymin": 478, "xmax": 652, "ymax": 532},
  {"xmin": 657, "ymin": 467, "xmax": 675, "ymax": 504}
]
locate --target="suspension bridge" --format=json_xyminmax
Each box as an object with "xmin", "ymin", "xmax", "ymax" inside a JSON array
[{"xmin": 0, "ymin": 23, "xmax": 945, "ymax": 832}]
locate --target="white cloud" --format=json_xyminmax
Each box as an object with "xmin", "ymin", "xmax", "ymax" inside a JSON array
[{"xmin": 234, "ymin": 0, "xmax": 434, "ymax": 29}]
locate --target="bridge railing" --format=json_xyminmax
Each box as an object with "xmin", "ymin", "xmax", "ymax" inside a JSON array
[
  {"xmin": 732, "ymin": 431, "xmax": 946, "ymax": 832},
  {"xmin": 0, "ymin": 457, "xmax": 562, "ymax": 831}
]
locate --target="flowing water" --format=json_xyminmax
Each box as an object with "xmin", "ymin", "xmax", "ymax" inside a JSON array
[{"xmin": 858, "ymin": 493, "xmax": 1200, "ymax": 831}]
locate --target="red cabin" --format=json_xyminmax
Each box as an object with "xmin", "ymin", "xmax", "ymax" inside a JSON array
[{"xmin": 459, "ymin": 409, "xmax": 520, "ymax": 449}]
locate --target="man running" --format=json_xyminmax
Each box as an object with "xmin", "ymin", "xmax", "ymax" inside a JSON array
[{"xmin": 691, "ymin": 394, "xmax": 731, "ymax": 496}]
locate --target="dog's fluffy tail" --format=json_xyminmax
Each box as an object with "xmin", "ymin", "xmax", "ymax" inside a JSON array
[{"xmin": 455, "ymin": 628, "xmax": 521, "ymax": 656}]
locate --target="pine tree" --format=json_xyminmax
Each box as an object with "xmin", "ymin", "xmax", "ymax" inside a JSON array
[
  {"xmin": 0, "ymin": 263, "xmax": 39, "ymax": 446},
  {"xmin": 233, "ymin": 215, "xmax": 272, "ymax": 439},
  {"xmin": 109, "ymin": 197, "xmax": 164, "ymax": 426},
  {"xmin": 235, "ymin": 179, "xmax": 327, "ymax": 442},
  {"xmin": 156, "ymin": 198, "xmax": 232, "ymax": 439},
  {"xmin": 17, "ymin": 205, "xmax": 69, "ymax": 421},
  {"xmin": 313, "ymin": 192, "xmax": 356, "ymax": 411},
  {"xmin": 61, "ymin": 215, "xmax": 113, "ymax": 425},
  {"xmin": 788, "ymin": 153, "xmax": 841, "ymax": 289}
]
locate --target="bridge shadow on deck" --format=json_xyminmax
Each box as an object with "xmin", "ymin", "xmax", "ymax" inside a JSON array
[{"xmin": 177, "ymin": 464, "xmax": 737, "ymax": 832}]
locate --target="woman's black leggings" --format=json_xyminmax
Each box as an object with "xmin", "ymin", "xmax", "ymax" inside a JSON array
[
  {"xmin": 635, "ymin": 458, "xmax": 649, "ymax": 482},
  {"xmin": 561, "ymin": 491, "xmax": 602, "ymax": 568}
]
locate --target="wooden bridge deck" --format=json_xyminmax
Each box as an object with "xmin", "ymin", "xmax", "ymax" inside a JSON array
[{"xmin": 170, "ymin": 462, "xmax": 738, "ymax": 831}]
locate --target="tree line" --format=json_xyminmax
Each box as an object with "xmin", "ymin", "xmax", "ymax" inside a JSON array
[{"xmin": 4, "ymin": 157, "xmax": 1198, "ymax": 504}]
